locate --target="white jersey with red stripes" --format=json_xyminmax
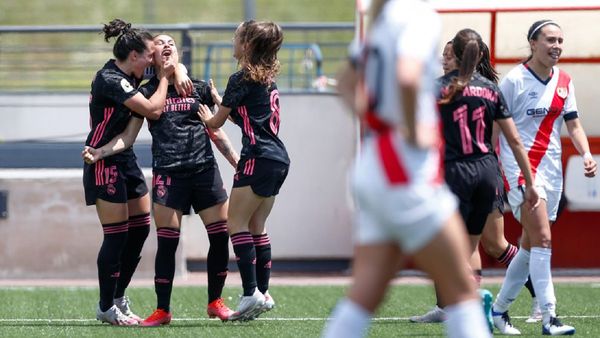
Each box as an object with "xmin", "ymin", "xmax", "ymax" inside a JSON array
[
  {"xmin": 350, "ymin": 0, "xmax": 457, "ymax": 253},
  {"xmin": 498, "ymin": 64, "xmax": 577, "ymax": 192}
]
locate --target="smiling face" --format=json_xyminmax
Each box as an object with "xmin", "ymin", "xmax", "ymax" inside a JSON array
[
  {"xmin": 153, "ymin": 34, "xmax": 178, "ymax": 65},
  {"xmin": 130, "ymin": 39, "xmax": 154, "ymax": 79},
  {"xmin": 530, "ymin": 24, "xmax": 563, "ymax": 68}
]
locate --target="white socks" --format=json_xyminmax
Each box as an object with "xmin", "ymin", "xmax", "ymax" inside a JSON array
[
  {"xmin": 322, "ymin": 298, "xmax": 371, "ymax": 338},
  {"xmin": 445, "ymin": 299, "xmax": 492, "ymax": 338},
  {"xmin": 493, "ymin": 248, "xmax": 531, "ymax": 313},
  {"xmin": 530, "ymin": 247, "xmax": 557, "ymax": 322}
]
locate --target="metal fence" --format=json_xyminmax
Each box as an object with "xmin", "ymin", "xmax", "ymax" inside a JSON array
[{"xmin": 0, "ymin": 23, "xmax": 353, "ymax": 93}]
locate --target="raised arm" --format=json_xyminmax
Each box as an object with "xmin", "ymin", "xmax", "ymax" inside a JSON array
[
  {"xmin": 124, "ymin": 56, "xmax": 175, "ymax": 120},
  {"xmin": 82, "ymin": 117, "xmax": 144, "ymax": 164}
]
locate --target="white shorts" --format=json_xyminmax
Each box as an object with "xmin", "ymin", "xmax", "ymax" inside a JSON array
[
  {"xmin": 507, "ymin": 184, "xmax": 561, "ymax": 222},
  {"xmin": 351, "ymin": 135, "xmax": 458, "ymax": 254}
]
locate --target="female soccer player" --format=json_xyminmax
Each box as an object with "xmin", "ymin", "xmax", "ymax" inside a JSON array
[
  {"xmin": 492, "ymin": 19, "xmax": 596, "ymax": 336},
  {"xmin": 197, "ymin": 20, "xmax": 290, "ymax": 321},
  {"xmin": 322, "ymin": 2, "xmax": 492, "ymax": 337},
  {"xmin": 410, "ymin": 36, "xmax": 541, "ymax": 325},
  {"xmin": 84, "ymin": 33, "xmax": 239, "ymax": 325},
  {"xmin": 83, "ymin": 18, "xmax": 174, "ymax": 326}
]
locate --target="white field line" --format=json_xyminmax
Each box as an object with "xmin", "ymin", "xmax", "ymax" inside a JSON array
[{"xmin": 1, "ymin": 315, "xmax": 599, "ymax": 323}]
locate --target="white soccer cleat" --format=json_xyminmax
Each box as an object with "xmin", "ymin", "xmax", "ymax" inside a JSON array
[
  {"xmin": 228, "ymin": 289, "xmax": 266, "ymax": 321},
  {"xmin": 96, "ymin": 304, "xmax": 139, "ymax": 326},
  {"xmin": 262, "ymin": 291, "xmax": 275, "ymax": 311},
  {"xmin": 542, "ymin": 317, "xmax": 575, "ymax": 336},
  {"xmin": 526, "ymin": 298, "xmax": 543, "ymax": 323},
  {"xmin": 113, "ymin": 295, "xmax": 142, "ymax": 323},
  {"xmin": 409, "ymin": 305, "xmax": 446, "ymax": 323},
  {"xmin": 492, "ymin": 310, "xmax": 521, "ymax": 335}
]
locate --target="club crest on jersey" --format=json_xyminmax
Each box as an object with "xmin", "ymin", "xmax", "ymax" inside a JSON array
[
  {"xmin": 120, "ymin": 78, "xmax": 134, "ymax": 93},
  {"xmin": 107, "ymin": 184, "xmax": 116, "ymax": 195},
  {"xmin": 556, "ymin": 87, "xmax": 567, "ymax": 99}
]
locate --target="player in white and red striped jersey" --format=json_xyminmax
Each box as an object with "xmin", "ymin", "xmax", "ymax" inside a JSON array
[
  {"xmin": 322, "ymin": 1, "xmax": 491, "ymax": 338},
  {"xmin": 493, "ymin": 19, "xmax": 597, "ymax": 336}
]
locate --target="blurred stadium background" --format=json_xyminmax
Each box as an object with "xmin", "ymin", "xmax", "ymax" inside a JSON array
[{"xmin": 2, "ymin": 0, "xmax": 600, "ymax": 280}]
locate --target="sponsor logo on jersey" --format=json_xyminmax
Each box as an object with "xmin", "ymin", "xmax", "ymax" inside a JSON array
[
  {"xmin": 120, "ymin": 78, "xmax": 134, "ymax": 93},
  {"xmin": 557, "ymin": 87, "xmax": 568, "ymax": 99},
  {"xmin": 526, "ymin": 106, "xmax": 563, "ymax": 117}
]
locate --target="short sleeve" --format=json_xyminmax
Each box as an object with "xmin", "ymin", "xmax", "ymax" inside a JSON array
[
  {"xmin": 98, "ymin": 71, "xmax": 139, "ymax": 105},
  {"xmin": 494, "ymin": 89, "xmax": 513, "ymax": 120},
  {"xmin": 221, "ymin": 72, "xmax": 248, "ymax": 109},
  {"xmin": 563, "ymin": 79, "xmax": 578, "ymax": 114}
]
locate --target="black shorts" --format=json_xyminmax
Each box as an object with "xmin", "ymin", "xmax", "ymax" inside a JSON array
[
  {"xmin": 445, "ymin": 156, "xmax": 502, "ymax": 235},
  {"xmin": 83, "ymin": 156, "xmax": 148, "ymax": 206},
  {"xmin": 233, "ymin": 158, "xmax": 289, "ymax": 197},
  {"xmin": 152, "ymin": 164, "xmax": 228, "ymax": 214}
]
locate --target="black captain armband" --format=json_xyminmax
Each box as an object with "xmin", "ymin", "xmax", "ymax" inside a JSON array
[{"xmin": 563, "ymin": 111, "xmax": 578, "ymax": 121}]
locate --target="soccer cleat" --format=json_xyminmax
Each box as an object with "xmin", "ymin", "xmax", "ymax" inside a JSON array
[
  {"xmin": 526, "ymin": 297, "xmax": 543, "ymax": 323},
  {"xmin": 246, "ymin": 291, "xmax": 276, "ymax": 320},
  {"xmin": 262, "ymin": 291, "xmax": 275, "ymax": 312},
  {"xmin": 207, "ymin": 298, "xmax": 235, "ymax": 321},
  {"xmin": 542, "ymin": 317, "xmax": 575, "ymax": 336},
  {"xmin": 141, "ymin": 308, "xmax": 172, "ymax": 327},
  {"xmin": 492, "ymin": 310, "xmax": 521, "ymax": 335},
  {"xmin": 409, "ymin": 305, "xmax": 446, "ymax": 323},
  {"xmin": 480, "ymin": 289, "xmax": 494, "ymax": 332},
  {"xmin": 228, "ymin": 289, "xmax": 266, "ymax": 321},
  {"xmin": 96, "ymin": 304, "xmax": 139, "ymax": 326},
  {"xmin": 114, "ymin": 295, "xmax": 142, "ymax": 323}
]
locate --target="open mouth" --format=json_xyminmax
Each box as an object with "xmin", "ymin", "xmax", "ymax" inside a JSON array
[{"xmin": 161, "ymin": 49, "xmax": 172, "ymax": 57}]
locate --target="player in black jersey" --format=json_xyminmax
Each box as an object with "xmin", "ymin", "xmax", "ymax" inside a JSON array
[
  {"xmin": 198, "ymin": 20, "xmax": 289, "ymax": 321},
  {"xmin": 411, "ymin": 38, "xmax": 540, "ymax": 324},
  {"xmin": 81, "ymin": 18, "xmax": 175, "ymax": 326},
  {"xmin": 84, "ymin": 34, "xmax": 239, "ymax": 325},
  {"xmin": 439, "ymin": 29, "xmax": 539, "ymax": 329}
]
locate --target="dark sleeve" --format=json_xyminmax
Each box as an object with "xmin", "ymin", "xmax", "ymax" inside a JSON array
[
  {"xmin": 564, "ymin": 111, "xmax": 579, "ymax": 121},
  {"xmin": 193, "ymin": 79, "xmax": 215, "ymax": 109},
  {"xmin": 494, "ymin": 87, "xmax": 512, "ymax": 120},
  {"xmin": 221, "ymin": 72, "xmax": 248, "ymax": 109},
  {"xmin": 99, "ymin": 71, "xmax": 139, "ymax": 105}
]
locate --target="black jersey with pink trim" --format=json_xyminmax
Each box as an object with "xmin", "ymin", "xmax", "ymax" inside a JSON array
[
  {"xmin": 437, "ymin": 70, "xmax": 512, "ymax": 162},
  {"xmin": 140, "ymin": 78, "xmax": 216, "ymax": 174},
  {"xmin": 86, "ymin": 59, "xmax": 142, "ymax": 162},
  {"xmin": 221, "ymin": 70, "xmax": 289, "ymax": 164}
]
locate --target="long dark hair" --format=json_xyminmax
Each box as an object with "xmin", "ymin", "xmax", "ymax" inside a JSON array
[
  {"xmin": 102, "ymin": 18, "xmax": 153, "ymax": 61},
  {"xmin": 440, "ymin": 28, "xmax": 498, "ymax": 104}
]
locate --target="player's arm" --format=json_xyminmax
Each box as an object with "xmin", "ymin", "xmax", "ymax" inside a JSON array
[
  {"xmin": 125, "ymin": 56, "xmax": 175, "ymax": 120},
  {"xmin": 207, "ymin": 127, "xmax": 239, "ymax": 168},
  {"xmin": 496, "ymin": 117, "xmax": 540, "ymax": 209},
  {"xmin": 566, "ymin": 117, "xmax": 597, "ymax": 177},
  {"xmin": 198, "ymin": 103, "xmax": 231, "ymax": 129},
  {"xmin": 82, "ymin": 117, "xmax": 144, "ymax": 164}
]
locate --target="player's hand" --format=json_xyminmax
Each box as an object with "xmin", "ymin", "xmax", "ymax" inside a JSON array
[
  {"xmin": 157, "ymin": 54, "xmax": 176, "ymax": 79},
  {"xmin": 197, "ymin": 104, "xmax": 214, "ymax": 126},
  {"xmin": 173, "ymin": 56, "xmax": 193, "ymax": 97},
  {"xmin": 208, "ymin": 78, "xmax": 222, "ymax": 105},
  {"xmin": 82, "ymin": 146, "xmax": 102, "ymax": 164},
  {"xmin": 584, "ymin": 156, "xmax": 597, "ymax": 177},
  {"xmin": 524, "ymin": 185, "xmax": 540, "ymax": 212}
]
